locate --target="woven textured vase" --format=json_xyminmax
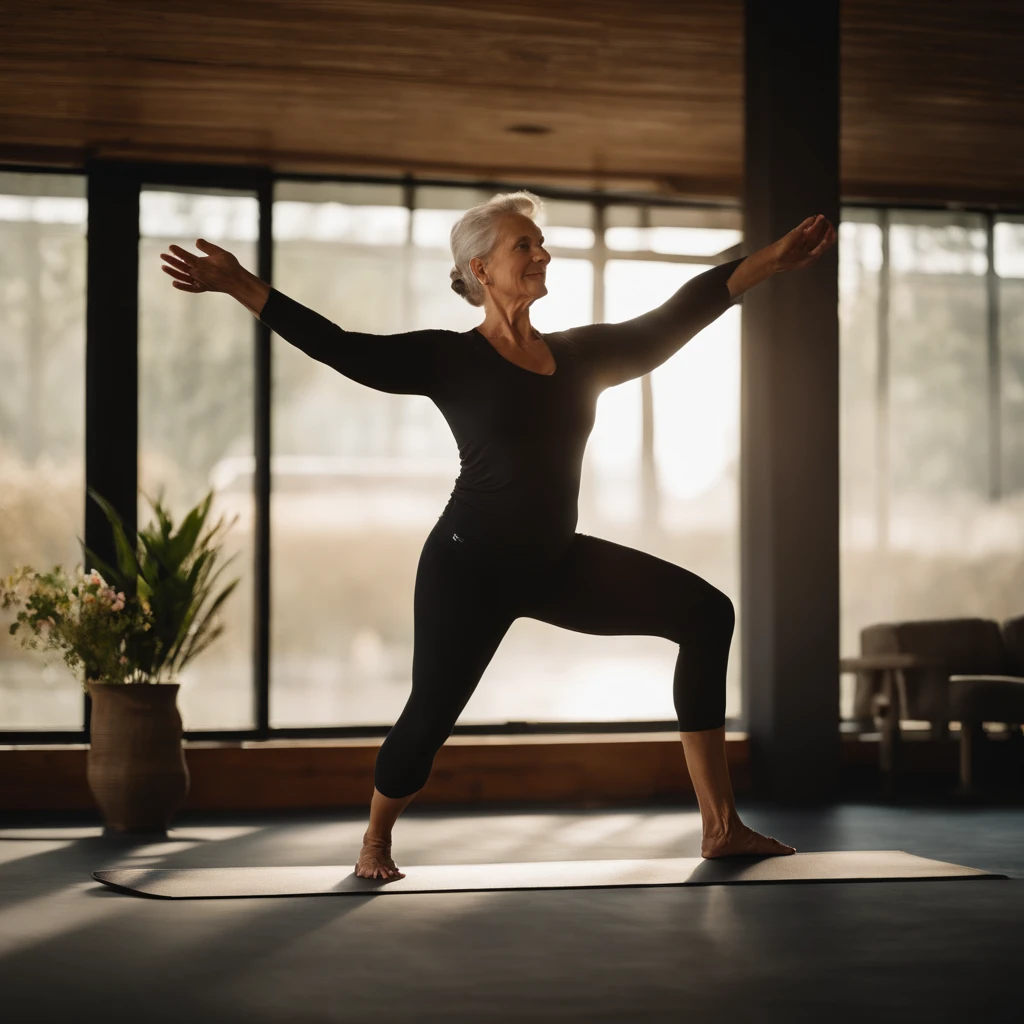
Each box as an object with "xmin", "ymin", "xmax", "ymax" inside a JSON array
[{"xmin": 86, "ymin": 680, "xmax": 190, "ymax": 834}]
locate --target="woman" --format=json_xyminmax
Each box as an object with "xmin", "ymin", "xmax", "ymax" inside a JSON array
[{"xmin": 161, "ymin": 191, "xmax": 836, "ymax": 881}]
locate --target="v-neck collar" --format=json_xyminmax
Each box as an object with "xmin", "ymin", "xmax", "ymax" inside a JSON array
[{"xmin": 469, "ymin": 327, "xmax": 558, "ymax": 377}]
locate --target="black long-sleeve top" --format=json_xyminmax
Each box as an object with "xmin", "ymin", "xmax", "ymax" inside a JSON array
[{"xmin": 258, "ymin": 257, "xmax": 745, "ymax": 558}]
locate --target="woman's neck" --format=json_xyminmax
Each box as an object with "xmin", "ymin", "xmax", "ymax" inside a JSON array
[{"xmin": 477, "ymin": 304, "xmax": 540, "ymax": 348}]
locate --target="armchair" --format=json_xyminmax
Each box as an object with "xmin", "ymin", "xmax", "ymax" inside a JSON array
[{"xmin": 840, "ymin": 616, "xmax": 1024, "ymax": 793}]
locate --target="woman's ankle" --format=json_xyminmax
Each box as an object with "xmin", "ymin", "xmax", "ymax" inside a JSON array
[{"xmin": 701, "ymin": 810, "xmax": 742, "ymax": 837}]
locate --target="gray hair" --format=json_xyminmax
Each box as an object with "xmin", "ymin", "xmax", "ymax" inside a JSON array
[{"xmin": 449, "ymin": 190, "xmax": 545, "ymax": 306}]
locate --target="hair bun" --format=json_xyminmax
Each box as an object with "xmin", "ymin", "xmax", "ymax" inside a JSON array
[{"xmin": 450, "ymin": 275, "xmax": 466, "ymax": 296}]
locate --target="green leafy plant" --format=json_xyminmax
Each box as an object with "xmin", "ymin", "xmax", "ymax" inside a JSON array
[
  {"xmin": 78, "ymin": 486, "xmax": 242, "ymax": 685},
  {"xmin": 0, "ymin": 486, "xmax": 241, "ymax": 687}
]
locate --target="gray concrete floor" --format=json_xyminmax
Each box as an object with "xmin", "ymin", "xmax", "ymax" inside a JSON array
[{"xmin": 0, "ymin": 800, "xmax": 1021, "ymax": 1023}]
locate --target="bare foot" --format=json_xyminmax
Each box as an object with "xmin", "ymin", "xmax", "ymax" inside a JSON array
[
  {"xmin": 354, "ymin": 831, "xmax": 406, "ymax": 880},
  {"xmin": 701, "ymin": 822, "xmax": 797, "ymax": 859}
]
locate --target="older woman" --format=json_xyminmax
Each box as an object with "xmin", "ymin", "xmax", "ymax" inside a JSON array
[{"xmin": 161, "ymin": 191, "xmax": 835, "ymax": 881}]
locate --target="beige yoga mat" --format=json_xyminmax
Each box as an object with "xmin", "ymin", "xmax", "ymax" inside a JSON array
[{"xmin": 93, "ymin": 850, "xmax": 1007, "ymax": 899}]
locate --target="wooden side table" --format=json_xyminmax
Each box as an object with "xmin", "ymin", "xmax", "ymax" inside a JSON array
[{"xmin": 839, "ymin": 653, "xmax": 944, "ymax": 791}]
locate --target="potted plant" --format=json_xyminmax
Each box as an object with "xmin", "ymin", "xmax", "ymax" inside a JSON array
[{"xmin": 0, "ymin": 486, "xmax": 241, "ymax": 833}]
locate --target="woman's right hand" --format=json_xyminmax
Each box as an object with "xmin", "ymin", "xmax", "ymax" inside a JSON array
[{"xmin": 160, "ymin": 239, "xmax": 243, "ymax": 294}]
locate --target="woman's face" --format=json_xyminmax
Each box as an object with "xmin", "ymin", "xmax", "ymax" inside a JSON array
[{"xmin": 472, "ymin": 212, "xmax": 550, "ymax": 306}]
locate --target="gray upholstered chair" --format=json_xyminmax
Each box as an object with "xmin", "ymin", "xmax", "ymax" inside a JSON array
[
  {"xmin": 948, "ymin": 615, "xmax": 1024, "ymax": 791},
  {"xmin": 843, "ymin": 615, "xmax": 1024, "ymax": 792}
]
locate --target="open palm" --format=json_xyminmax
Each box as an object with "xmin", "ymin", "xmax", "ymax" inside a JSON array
[
  {"xmin": 159, "ymin": 238, "xmax": 242, "ymax": 294},
  {"xmin": 773, "ymin": 215, "xmax": 836, "ymax": 272}
]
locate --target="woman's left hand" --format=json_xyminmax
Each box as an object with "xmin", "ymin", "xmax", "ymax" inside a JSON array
[{"xmin": 771, "ymin": 214, "xmax": 837, "ymax": 272}]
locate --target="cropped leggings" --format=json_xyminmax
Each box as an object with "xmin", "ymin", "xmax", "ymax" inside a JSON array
[{"xmin": 374, "ymin": 518, "xmax": 735, "ymax": 799}]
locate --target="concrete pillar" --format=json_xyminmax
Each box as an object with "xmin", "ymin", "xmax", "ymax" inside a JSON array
[{"xmin": 741, "ymin": 0, "xmax": 842, "ymax": 800}]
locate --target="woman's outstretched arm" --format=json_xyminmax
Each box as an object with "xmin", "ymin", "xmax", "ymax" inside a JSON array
[
  {"xmin": 161, "ymin": 241, "xmax": 438, "ymax": 397},
  {"xmin": 229, "ymin": 268, "xmax": 438, "ymax": 397},
  {"xmin": 571, "ymin": 214, "xmax": 836, "ymax": 391},
  {"xmin": 569, "ymin": 256, "xmax": 749, "ymax": 390}
]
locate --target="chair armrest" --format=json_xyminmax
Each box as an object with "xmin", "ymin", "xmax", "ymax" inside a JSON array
[
  {"xmin": 948, "ymin": 674, "xmax": 1024, "ymax": 722},
  {"xmin": 949, "ymin": 674, "xmax": 1024, "ymax": 684}
]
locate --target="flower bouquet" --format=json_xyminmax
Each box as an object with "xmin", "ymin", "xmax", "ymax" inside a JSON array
[
  {"xmin": 1, "ymin": 485, "xmax": 241, "ymax": 832},
  {"xmin": 1, "ymin": 564, "xmax": 155, "ymax": 687}
]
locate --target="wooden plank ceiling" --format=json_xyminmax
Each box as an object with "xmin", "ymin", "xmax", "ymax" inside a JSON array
[{"xmin": 1, "ymin": 0, "xmax": 1021, "ymax": 203}]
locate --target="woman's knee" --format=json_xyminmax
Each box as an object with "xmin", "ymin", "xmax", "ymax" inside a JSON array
[
  {"xmin": 673, "ymin": 582, "xmax": 734, "ymax": 641},
  {"xmin": 707, "ymin": 588, "xmax": 736, "ymax": 634}
]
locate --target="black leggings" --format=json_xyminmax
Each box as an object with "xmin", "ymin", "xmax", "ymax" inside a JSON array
[{"xmin": 374, "ymin": 519, "xmax": 735, "ymax": 798}]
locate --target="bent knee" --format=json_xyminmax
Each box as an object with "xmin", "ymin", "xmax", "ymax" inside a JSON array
[
  {"xmin": 709, "ymin": 588, "xmax": 735, "ymax": 631},
  {"xmin": 679, "ymin": 585, "xmax": 735, "ymax": 638}
]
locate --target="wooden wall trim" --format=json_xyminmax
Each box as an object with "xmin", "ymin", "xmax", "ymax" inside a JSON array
[
  {"xmin": 0, "ymin": 733, "xmax": 964, "ymax": 813},
  {"xmin": 1, "ymin": 733, "xmax": 749, "ymax": 812}
]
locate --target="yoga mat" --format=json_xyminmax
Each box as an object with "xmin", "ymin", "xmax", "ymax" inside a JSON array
[{"xmin": 93, "ymin": 850, "xmax": 1007, "ymax": 899}]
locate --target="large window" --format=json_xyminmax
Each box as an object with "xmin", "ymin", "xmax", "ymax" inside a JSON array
[
  {"xmin": 596, "ymin": 205, "xmax": 743, "ymax": 720},
  {"xmin": 138, "ymin": 186, "xmax": 259, "ymax": 730},
  {"xmin": 0, "ymin": 172, "xmax": 87, "ymax": 731},
  {"xmin": 997, "ymin": 218, "xmax": 1024, "ymax": 496},
  {"xmin": 838, "ymin": 208, "xmax": 1024, "ymax": 720},
  {"xmin": 8, "ymin": 164, "xmax": 1019, "ymax": 740}
]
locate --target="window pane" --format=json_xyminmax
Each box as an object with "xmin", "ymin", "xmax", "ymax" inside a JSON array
[
  {"xmin": 838, "ymin": 211, "xmax": 883, "ymax": 719},
  {"xmin": 412, "ymin": 192, "xmax": 594, "ymax": 251},
  {"xmin": 890, "ymin": 214, "xmax": 988, "ymax": 276},
  {"xmin": 597, "ymin": 259, "xmax": 742, "ymax": 720},
  {"xmin": 999, "ymin": 219, "xmax": 1024, "ymax": 495},
  {"xmin": 839, "ymin": 209, "xmax": 1024, "ymax": 723},
  {"xmin": 995, "ymin": 219, "xmax": 1024, "ymax": 279},
  {"xmin": 888, "ymin": 212, "xmax": 988, "ymax": 505},
  {"xmin": 139, "ymin": 187, "xmax": 258, "ymax": 731},
  {"xmin": 606, "ymin": 205, "xmax": 741, "ymax": 255},
  {"xmin": 270, "ymin": 182, "xmax": 451, "ymax": 729},
  {"xmin": 0, "ymin": 172, "xmax": 87, "ymax": 730}
]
